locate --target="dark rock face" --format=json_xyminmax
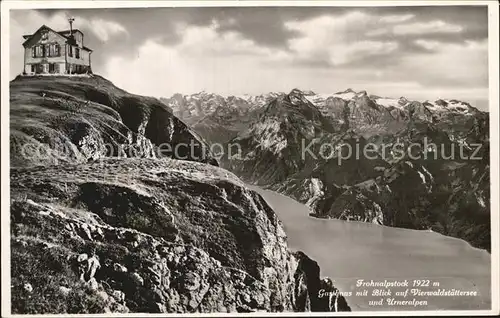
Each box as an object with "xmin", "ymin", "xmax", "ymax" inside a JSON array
[
  {"xmin": 221, "ymin": 89, "xmax": 336, "ymax": 186},
  {"xmin": 160, "ymin": 92, "xmax": 274, "ymax": 147},
  {"xmin": 190, "ymin": 105, "xmax": 260, "ymax": 146},
  {"xmin": 322, "ymin": 97, "xmax": 350, "ymax": 130},
  {"xmin": 10, "ymin": 75, "xmax": 217, "ymax": 167},
  {"xmin": 292, "ymin": 252, "xmax": 350, "ymax": 312},
  {"xmin": 273, "ymin": 131, "xmax": 389, "ymax": 225},
  {"xmin": 348, "ymin": 93, "xmax": 398, "ymax": 132},
  {"xmin": 407, "ymin": 101, "xmax": 434, "ymax": 123},
  {"xmin": 322, "ymin": 116, "xmax": 491, "ymax": 250}
]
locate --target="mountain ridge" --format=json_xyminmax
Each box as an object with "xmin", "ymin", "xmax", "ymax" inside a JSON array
[
  {"xmin": 162, "ymin": 88, "xmax": 486, "ymax": 149},
  {"xmin": 183, "ymin": 87, "xmax": 491, "ymax": 251}
]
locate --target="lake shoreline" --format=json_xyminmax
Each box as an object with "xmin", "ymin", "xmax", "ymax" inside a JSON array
[
  {"xmin": 250, "ymin": 185, "xmax": 491, "ymax": 312},
  {"xmin": 250, "ymin": 185, "xmax": 491, "ymax": 255}
]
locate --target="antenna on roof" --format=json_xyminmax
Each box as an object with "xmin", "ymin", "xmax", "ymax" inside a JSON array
[{"xmin": 68, "ymin": 17, "xmax": 75, "ymax": 36}]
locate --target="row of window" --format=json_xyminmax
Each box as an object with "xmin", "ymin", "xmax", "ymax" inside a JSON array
[
  {"xmin": 30, "ymin": 63, "xmax": 59, "ymax": 73},
  {"xmin": 31, "ymin": 44, "xmax": 82, "ymax": 59},
  {"xmin": 29, "ymin": 63, "xmax": 90, "ymax": 74},
  {"xmin": 31, "ymin": 44, "xmax": 60, "ymax": 58},
  {"xmin": 70, "ymin": 64, "xmax": 88, "ymax": 73}
]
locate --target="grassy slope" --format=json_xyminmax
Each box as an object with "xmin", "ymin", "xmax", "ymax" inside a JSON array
[{"xmin": 10, "ymin": 75, "xmax": 217, "ymax": 167}]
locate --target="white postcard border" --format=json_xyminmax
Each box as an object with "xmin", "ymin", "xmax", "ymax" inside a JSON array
[{"xmin": 1, "ymin": 1, "xmax": 498, "ymax": 317}]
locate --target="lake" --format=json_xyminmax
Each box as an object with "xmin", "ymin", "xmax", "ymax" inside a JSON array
[{"xmin": 251, "ymin": 186, "xmax": 491, "ymax": 311}]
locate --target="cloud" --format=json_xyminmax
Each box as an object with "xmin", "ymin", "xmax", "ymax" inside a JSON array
[
  {"xmin": 104, "ymin": 11, "xmax": 485, "ymax": 108},
  {"xmin": 284, "ymin": 12, "xmax": 399, "ymax": 66},
  {"xmin": 174, "ymin": 21, "xmax": 277, "ymax": 57},
  {"xmin": 366, "ymin": 28, "xmax": 388, "ymax": 37},
  {"xmin": 88, "ymin": 19, "xmax": 128, "ymax": 41},
  {"xmin": 9, "ymin": 10, "xmax": 127, "ymax": 56},
  {"xmin": 367, "ymin": 19, "xmax": 464, "ymax": 39},
  {"xmin": 102, "ymin": 23, "xmax": 291, "ymax": 97},
  {"xmin": 398, "ymin": 39, "xmax": 488, "ymax": 90},
  {"xmin": 328, "ymin": 41, "xmax": 398, "ymax": 66},
  {"xmin": 379, "ymin": 14, "xmax": 415, "ymax": 23},
  {"xmin": 414, "ymin": 39, "xmax": 441, "ymax": 50},
  {"xmin": 393, "ymin": 20, "xmax": 463, "ymax": 35}
]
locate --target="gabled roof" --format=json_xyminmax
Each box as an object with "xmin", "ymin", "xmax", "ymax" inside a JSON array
[
  {"xmin": 22, "ymin": 29, "xmax": 83, "ymax": 40},
  {"xmin": 22, "ymin": 25, "xmax": 66, "ymax": 46},
  {"xmin": 22, "ymin": 25, "xmax": 93, "ymax": 52}
]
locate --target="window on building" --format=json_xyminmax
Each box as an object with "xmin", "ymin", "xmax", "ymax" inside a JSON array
[
  {"xmin": 47, "ymin": 44, "xmax": 60, "ymax": 57},
  {"xmin": 75, "ymin": 47, "xmax": 80, "ymax": 59},
  {"xmin": 49, "ymin": 63, "xmax": 55, "ymax": 73},
  {"xmin": 33, "ymin": 64, "xmax": 43, "ymax": 74},
  {"xmin": 55, "ymin": 44, "xmax": 60, "ymax": 56},
  {"xmin": 32, "ymin": 46, "xmax": 43, "ymax": 58},
  {"xmin": 68, "ymin": 45, "xmax": 73, "ymax": 57}
]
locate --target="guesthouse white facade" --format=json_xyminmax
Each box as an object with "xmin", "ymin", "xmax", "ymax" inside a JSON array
[{"xmin": 22, "ymin": 23, "xmax": 93, "ymax": 75}]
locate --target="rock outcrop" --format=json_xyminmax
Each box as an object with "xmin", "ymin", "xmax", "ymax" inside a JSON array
[
  {"xmin": 10, "ymin": 158, "xmax": 350, "ymax": 314},
  {"xmin": 10, "ymin": 75, "xmax": 218, "ymax": 167},
  {"xmin": 221, "ymin": 89, "xmax": 336, "ymax": 186},
  {"xmin": 292, "ymin": 252, "xmax": 350, "ymax": 312}
]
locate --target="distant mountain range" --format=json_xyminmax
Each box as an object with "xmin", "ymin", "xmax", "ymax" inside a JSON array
[
  {"xmin": 160, "ymin": 92, "xmax": 284, "ymax": 145},
  {"xmin": 161, "ymin": 88, "xmax": 484, "ymax": 145},
  {"xmin": 162, "ymin": 88, "xmax": 490, "ymax": 251}
]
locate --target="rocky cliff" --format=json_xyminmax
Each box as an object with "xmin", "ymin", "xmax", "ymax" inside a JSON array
[
  {"xmin": 11, "ymin": 159, "xmax": 350, "ymax": 313},
  {"xmin": 221, "ymin": 89, "xmax": 336, "ymax": 186},
  {"xmin": 10, "ymin": 75, "xmax": 218, "ymax": 167},
  {"xmin": 9, "ymin": 75, "xmax": 350, "ymax": 314}
]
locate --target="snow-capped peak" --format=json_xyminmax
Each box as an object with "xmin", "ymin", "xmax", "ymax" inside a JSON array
[
  {"xmin": 422, "ymin": 99, "xmax": 476, "ymax": 115},
  {"xmin": 330, "ymin": 89, "xmax": 358, "ymax": 101},
  {"xmin": 288, "ymin": 88, "xmax": 313, "ymax": 105},
  {"xmin": 372, "ymin": 96, "xmax": 410, "ymax": 109},
  {"xmin": 337, "ymin": 88, "xmax": 356, "ymax": 94}
]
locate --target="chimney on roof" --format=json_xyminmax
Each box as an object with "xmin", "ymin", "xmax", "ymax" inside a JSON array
[{"xmin": 68, "ymin": 17, "xmax": 75, "ymax": 36}]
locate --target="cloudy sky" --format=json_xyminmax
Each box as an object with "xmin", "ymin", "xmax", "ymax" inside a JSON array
[{"xmin": 10, "ymin": 5, "xmax": 489, "ymax": 110}]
